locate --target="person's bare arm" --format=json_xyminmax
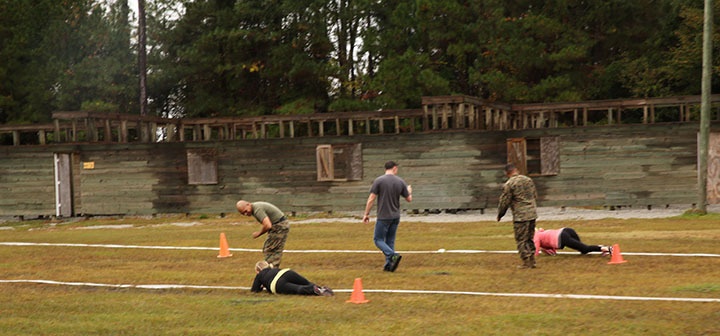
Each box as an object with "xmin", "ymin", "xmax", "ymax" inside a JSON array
[
  {"xmin": 405, "ymin": 185, "xmax": 413, "ymax": 202},
  {"xmin": 363, "ymin": 193, "xmax": 377, "ymax": 223},
  {"xmin": 252, "ymin": 217, "xmax": 273, "ymax": 238}
]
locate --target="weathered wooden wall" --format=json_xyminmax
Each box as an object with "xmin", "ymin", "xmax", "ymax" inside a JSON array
[
  {"xmin": 515, "ymin": 125, "xmax": 701, "ymax": 207},
  {"xmin": 0, "ymin": 122, "xmax": 716, "ymax": 218},
  {"xmin": 0, "ymin": 150, "xmax": 56, "ymax": 217}
]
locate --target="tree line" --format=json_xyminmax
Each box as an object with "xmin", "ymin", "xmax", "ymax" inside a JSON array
[{"xmin": 0, "ymin": 0, "xmax": 718, "ymax": 124}]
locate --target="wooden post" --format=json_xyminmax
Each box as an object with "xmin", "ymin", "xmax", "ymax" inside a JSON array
[
  {"xmin": 88, "ymin": 118, "xmax": 97, "ymax": 141},
  {"xmin": 679, "ymin": 104, "xmax": 684, "ymax": 122},
  {"xmin": 289, "ymin": 120, "xmax": 295, "ymax": 138},
  {"xmin": 394, "ymin": 116, "xmax": 400, "ymax": 134},
  {"xmin": 222, "ymin": 124, "xmax": 229, "ymax": 139},
  {"xmin": 441, "ymin": 104, "xmax": 449, "ymax": 129},
  {"xmin": 150, "ymin": 122, "xmax": 158, "ymax": 142},
  {"xmin": 71, "ymin": 119, "xmax": 78, "ymax": 141},
  {"xmin": 485, "ymin": 107, "xmax": 492, "ymax": 130},
  {"xmin": 120, "ymin": 120, "xmax": 128, "ymax": 142},
  {"xmin": 468, "ymin": 104, "xmax": 476, "ymax": 129},
  {"xmin": 455, "ymin": 103, "xmax": 463, "ymax": 128},
  {"xmin": 12, "ymin": 130, "xmax": 19, "ymax": 145},
  {"xmin": 139, "ymin": 120, "xmax": 148, "ymax": 142},
  {"xmin": 54, "ymin": 119, "xmax": 61, "ymax": 143},
  {"xmin": 573, "ymin": 109, "xmax": 578, "ymax": 126},
  {"xmin": 203, "ymin": 124, "xmax": 211, "ymax": 141},
  {"xmin": 104, "ymin": 119, "xmax": 112, "ymax": 142},
  {"xmin": 348, "ymin": 119, "xmax": 354, "ymax": 136},
  {"xmin": 232, "ymin": 124, "xmax": 241, "ymax": 139},
  {"xmin": 178, "ymin": 122, "xmax": 185, "ymax": 142},
  {"xmin": 166, "ymin": 124, "xmax": 176, "ymax": 142},
  {"xmin": 38, "ymin": 130, "xmax": 46, "ymax": 145},
  {"xmin": 529, "ymin": 113, "xmax": 535, "ymax": 129},
  {"xmin": 192, "ymin": 124, "xmax": 199, "ymax": 141},
  {"xmin": 224, "ymin": 123, "xmax": 233, "ymax": 140},
  {"xmin": 650, "ymin": 105, "xmax": 656, "ymax": 123},
  {"xmin": 250, "ymin": 122, "xmax": 258, "ymax": 139},
  {"xmin": 422, "ymin": 106, "xmax": 430, "ymax": 130},
  {"xmin": 335, "ymin": 118, "xmax": 341, "ymax": 136}
]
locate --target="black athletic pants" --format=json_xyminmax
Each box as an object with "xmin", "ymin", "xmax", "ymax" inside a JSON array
[
  {"xmin": 276, "ymin": 270, "xmax": 317, "ymax": 295},
  {"xmin": 559, "ymin": 228, "xmax": 602, "ymax": 254}
]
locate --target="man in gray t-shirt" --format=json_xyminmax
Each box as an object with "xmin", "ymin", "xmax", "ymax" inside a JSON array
[{"xmin": 363, "ymin": 161, "xmax": 412, "ymax": 272}]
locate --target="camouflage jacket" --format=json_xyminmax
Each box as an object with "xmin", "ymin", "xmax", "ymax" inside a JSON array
[{"xmin": 498, "ymin": 173, "xmax": 538, "ymax": 222}]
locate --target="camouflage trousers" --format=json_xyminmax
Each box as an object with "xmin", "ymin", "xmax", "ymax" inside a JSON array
[
  {"xmin": 264, "ymin": 219, "xmax": 290, "ymax": 268},
  {"xmin": 513, "ymin": 220, "xmax": 537, "ymax": 263}
]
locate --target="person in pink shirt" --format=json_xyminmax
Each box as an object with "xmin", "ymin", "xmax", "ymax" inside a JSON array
[{"xmin": 534, "ymin": 227, "xmax": 612, "ymax": 256}]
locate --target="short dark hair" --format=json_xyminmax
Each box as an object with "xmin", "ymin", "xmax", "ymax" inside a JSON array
[
  {"xmin": 504, "ymin": 163, "xmax": 516, "ymax": 173},
  {"xmin": 384, "ymin": 161, "xmax": 398, "ymax": 170}
]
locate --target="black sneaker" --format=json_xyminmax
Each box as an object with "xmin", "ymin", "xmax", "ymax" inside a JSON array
[{"xmin": 389, "ymin": 254, "xmax": 402, "ymax": 272}]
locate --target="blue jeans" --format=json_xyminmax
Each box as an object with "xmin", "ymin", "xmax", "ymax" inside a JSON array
[{"xmin": 374, "ymin": 218, "xmax": 400, "ymax": 267}]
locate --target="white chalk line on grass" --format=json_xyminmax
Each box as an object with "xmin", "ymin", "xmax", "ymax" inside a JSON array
[
  {"xmin": 1, "ymin": 279, "xmax": 718, "ymax": 303},
  {"xmin": 0, "ymin": 279, "xmax": 246, "ymax": 290},
  {"xmin": 1, "ymin": 242, "xmax": 720, "ymax": 257}
]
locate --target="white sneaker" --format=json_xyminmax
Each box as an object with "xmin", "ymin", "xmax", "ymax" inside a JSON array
[{"xmin": 600, "ymin": 246, "xmax": 612, "ymax": 257}]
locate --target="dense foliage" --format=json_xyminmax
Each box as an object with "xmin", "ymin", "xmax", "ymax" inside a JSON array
[{"xmin": 0, "ymin": 0, "xmax": 718, "ymax": 122}]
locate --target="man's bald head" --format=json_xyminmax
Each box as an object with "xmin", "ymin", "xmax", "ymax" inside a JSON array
[{"xmin": 236, "ymin": 200, "xmax": 252, "ymax": 215}]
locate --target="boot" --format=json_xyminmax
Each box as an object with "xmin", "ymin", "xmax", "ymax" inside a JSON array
[
  {"xmin": 528, "ymin": 255, "xmax": 536, "ymax": 268},
  {"xmin": 517, "ymin": 256, "xmax": 536, "ymax": 269}
]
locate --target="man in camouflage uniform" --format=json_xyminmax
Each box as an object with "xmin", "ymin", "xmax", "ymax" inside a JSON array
[
  {"xmin": 236, "ymin": 200, "xmax": 290, "ymax": 268},
  {"xmin": 497, "ymin": 163, "xmax": 538, "ymax": 269}
]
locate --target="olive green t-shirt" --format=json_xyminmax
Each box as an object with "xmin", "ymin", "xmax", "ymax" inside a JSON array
[{"xmin": 251, "ymin": 202, "xmax": 285, "ymax": 224}]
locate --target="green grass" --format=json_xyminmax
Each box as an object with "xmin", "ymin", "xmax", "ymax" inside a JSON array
[{"xmin": 1, "ymin": 214, "xmax": 720, "ymax": 335}]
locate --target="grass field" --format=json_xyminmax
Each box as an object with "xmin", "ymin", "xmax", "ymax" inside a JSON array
[{"xmin": 1, "ymin": 212, "xmax": 719, "ymax": 335}]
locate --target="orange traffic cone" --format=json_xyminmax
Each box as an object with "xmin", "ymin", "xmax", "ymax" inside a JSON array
[
  {"xmin": 217, "ymin": 232, "xmax": 233, "ymax": 258},
  {"xmin": 607, "ymin": 244, "xmax": 627, "ymax": 264},
  {"xmin": 346, "ymin": 278, "xmax": 370, "ymax": 304}
]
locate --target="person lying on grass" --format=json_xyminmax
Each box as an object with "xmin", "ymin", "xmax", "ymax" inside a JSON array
[
  {"xmin": 534, "ymin": 228, "xmax": 612, "ymax": 256},
  {"xmin": 250, "ymin": 261, "xmax": 333, "ymax": 296}
]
